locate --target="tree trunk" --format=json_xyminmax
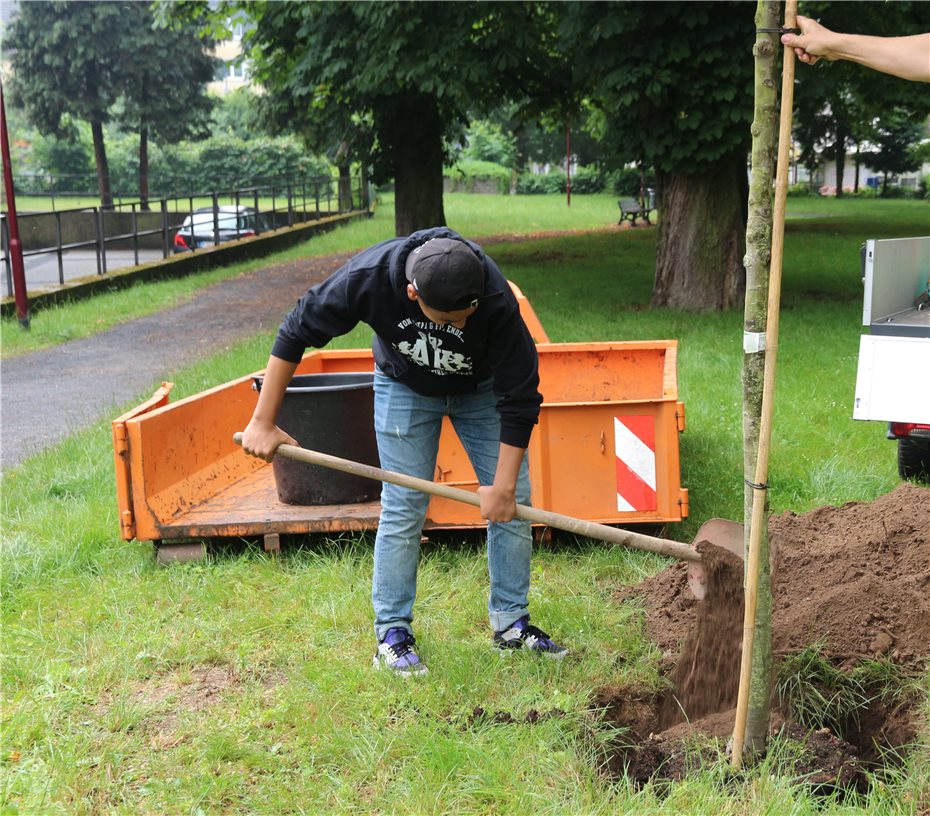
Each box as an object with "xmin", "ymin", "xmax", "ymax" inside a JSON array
[
  {"xmin": 337, "ymin": 162, "xmax": 353, "ymax": 211},
  {"xmin": 389, "ymin": 96, "xmax": 445, "ymax": 237},
  {"xmin": 91, "ymin": 119, "xmax": 113, "ymax": 209},
  {"xmin": 834, "ymin": 122, "xmax": 847, "ymax": 197},
  {"xmin": 740, "ymin": 0, "xmax": 780, "ymax": 757},
  {"xmin": 361, "ymin": 163, "xmax": 371, "ymax": 210},
  {"xmin": 853, "ymin": 143, "xmax": 860, "ymax": 193},
  {"xmin": 139, "ymin": 125, "xmax": 150, "ymax": 211},
  {"xmin": 652, "ymin": 153, "xmax": 746, "ymax": 310}
]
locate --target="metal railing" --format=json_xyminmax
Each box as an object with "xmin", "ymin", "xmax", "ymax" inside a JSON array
[{"xmin": 2, "ymin": 174, "xmax": 368, "ymax": 298}]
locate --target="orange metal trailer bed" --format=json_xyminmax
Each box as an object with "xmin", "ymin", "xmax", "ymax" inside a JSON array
[{"xmin": 113, "ymin": 290, "xmax": 689, "ymax": 557}]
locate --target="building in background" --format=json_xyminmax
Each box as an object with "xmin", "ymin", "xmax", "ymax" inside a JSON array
[{"xmin": 208, "ymin": 14, "xmax": 251, "ymax": 95}]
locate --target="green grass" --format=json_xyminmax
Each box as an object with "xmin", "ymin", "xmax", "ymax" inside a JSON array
[
  {"xmin": 2, "ymin": 195, "xmax": 929, "ymax": 815},
  {"xmin": 0, "ymin": 192, "xmax": 622, "ymax": 359},
  {"xmin": 775, "ymin": 643, "xmax": 907, "ymax": 735}
]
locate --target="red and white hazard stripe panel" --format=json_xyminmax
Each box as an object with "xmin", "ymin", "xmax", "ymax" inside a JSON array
[{"xmin": 614, "ymin": 415, "xmax": 657, "ymax": 512}]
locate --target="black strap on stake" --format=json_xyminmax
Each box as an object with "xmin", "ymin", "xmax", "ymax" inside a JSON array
[
  {"xmin": 745, "ymin": 479, "xmax": 769, "ymax": 491},
  {"xmin": 757, "ymin": 27, "xmax": 801, "ymax": 35}
]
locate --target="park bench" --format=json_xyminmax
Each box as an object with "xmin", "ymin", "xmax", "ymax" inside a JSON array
[{"xmin": 617, "ymin": 197, "xmax": 654, "ymax": 226}]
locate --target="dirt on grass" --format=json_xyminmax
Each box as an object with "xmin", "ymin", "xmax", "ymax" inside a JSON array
[
  {"xmin": 94, "ymin": 664, "xmax": 287, "ymax": 748},
  {"xmin": 596, "ymin": 482, "xmax": 930, "ymax": 789}
]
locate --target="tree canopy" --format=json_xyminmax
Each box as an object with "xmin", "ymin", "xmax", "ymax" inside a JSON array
[
  {"xmin": 862, "ymin": 112, "xmax": 925, "ymax": 194},
  {"xmin": 115, "ymin": 4, "xmax": 217, "ymax": 206},
  {"xmin": 559, "ymin": 2, "xmax": 756, "ymax": 174},
  {"xmin": 8, "ymin": 1, "xmax": 137, "ymax": 205},
  {"xmin": 8, "ymin": 0, "xmax": 216, "ymax": 207},
  {"xmin": 116, "ymin": 7, "xmax": 216, "ymax": 145},
  {"xmin": 239, "ymin": 0, "xmax": 567, "ymax": 234},
  {"xmin": 557, "ymin": 2, "xmax": 758, "ymax": 309}
]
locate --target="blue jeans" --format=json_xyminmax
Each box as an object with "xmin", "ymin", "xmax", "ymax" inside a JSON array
[{"xmin": 372, "ymin": 369, "xmax": 533, "ymax": 640}]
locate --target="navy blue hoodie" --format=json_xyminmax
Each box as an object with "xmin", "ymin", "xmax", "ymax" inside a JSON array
[{"xmin": 272, "ymin": 227, "xmax": 542, "ymax": 449}]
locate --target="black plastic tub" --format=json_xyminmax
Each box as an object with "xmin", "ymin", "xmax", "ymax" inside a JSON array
[{"xmin": 253, "ymin": 372, "xmax": 380, "ymax": 505}]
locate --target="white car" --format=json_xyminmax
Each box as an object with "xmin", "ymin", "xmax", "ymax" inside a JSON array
[{"xmin": 173, "ymin": 205, "xmax": 273, "ymax": 252}]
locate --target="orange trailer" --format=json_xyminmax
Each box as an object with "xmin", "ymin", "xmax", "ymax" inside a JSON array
[{"xmin": 112, "ymin": 286, "xmax": 688, "ymax": 560}]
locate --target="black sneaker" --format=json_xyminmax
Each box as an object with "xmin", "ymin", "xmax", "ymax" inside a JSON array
[
  {"xmin": 373, "ymin": 627, "xmax": 428, "ymax": 676},
  {"xmin": 493, "ymin": 616, "xmax": 568, "ymax": 660}
]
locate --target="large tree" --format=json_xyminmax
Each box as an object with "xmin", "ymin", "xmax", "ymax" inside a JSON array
[
  {"xmin": 116, "ymin": 4, "xmax": 216, "ymax": 209},
  {"xmin": 793, "ymin": 1, "xmax": 930, "ymax": 196},
  {"xmin": 8, "ymin": 1, "xmax": 139, "ymax": 208},
  {"xmin": 862, "ymin": 112, "xmax": 925, "ymax": 196},
  {"xmin": 239, "ymin": 1, "xmax": 565, "ymax": 236},
  {"xmin": 559, "ymin": 2, "xmax": 755, "ymax": 310}
]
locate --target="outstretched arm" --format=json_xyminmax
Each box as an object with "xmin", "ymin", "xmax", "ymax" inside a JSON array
[
  {"xmin": 477, "ymin": 443, "xmax": 525, "ymax": 523},
  {"xmin": 782, "ymin": 15, "xmax": 930, "ymax": 82},
  {"xmin": 241, "ymin": 355, "xmax": 299, "ymax": 462}
]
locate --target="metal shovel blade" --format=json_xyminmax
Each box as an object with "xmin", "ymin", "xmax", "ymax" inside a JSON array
[{"xmin": 686, "ymin": 518, "xmax": 745, "ymax": 600}]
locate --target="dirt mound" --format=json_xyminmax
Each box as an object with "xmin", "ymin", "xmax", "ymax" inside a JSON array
[
  {"xmin": 629, "ymin": 482, "xmax": 930, "ymax": 668},
  {"xmin": 597, "ymin": 483, "xmax": 930, "ymax": 785}
]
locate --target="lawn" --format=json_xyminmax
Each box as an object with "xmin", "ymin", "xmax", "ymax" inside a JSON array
[
  {"xmin": 2, "ymin": 195, "xmax": 928, "ymax": 815},
  {"xmin": 1, "ymin": 192, "xmax": 621, "ymax": 359}
]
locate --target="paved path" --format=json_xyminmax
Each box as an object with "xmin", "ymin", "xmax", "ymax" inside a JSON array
[
  {"xmin": 1, "ymin": 228, "xmax": 599, "ymax": 470},
  {"xmin": 0, "ymin": 253, "xmax": 350, "ymax": 470},
  {"xmin": 3, "ymin": 249, "xmax": 166, "ymax": 298}
]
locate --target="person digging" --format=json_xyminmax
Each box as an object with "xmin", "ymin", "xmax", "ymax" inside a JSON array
[{"xmin": 241, "ymin": 229, "xmax": 567, "ymax": 675}]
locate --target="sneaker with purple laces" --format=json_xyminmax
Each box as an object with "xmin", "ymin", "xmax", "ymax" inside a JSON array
[
  {"xmin": 493, "ymin": 616, "xmax": 568, "ymax": 660},
  {"xmin": 373, "ymin": 627, "xmax": 428, "ymax": 676}
]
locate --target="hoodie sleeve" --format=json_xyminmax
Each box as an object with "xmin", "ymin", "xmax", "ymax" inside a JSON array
[
  {"xmin": 490, "ymin": 305, "xmax": 542, "ymax": 449},
  {"xmin": 481, "ymin": 254, "xmax": 542, "ymax": 449},
  {"xmin": 271, "ymin": 263, "xmax": 360, "ymax": 362}
]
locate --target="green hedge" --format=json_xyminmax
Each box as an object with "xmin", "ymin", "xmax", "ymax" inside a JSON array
[
  {"xmin": 15, "ymin": 127, "xmax": 334, "ymax": 198},
  {"xmin": 443, "ymin": 159, "xmax": 512, "ymax": 193},
  {"xmin": 512, "ymin": 166, "xmax": 659, "ymax": 196},
  {"xmin": 444, "ymin": 160, "xmax": 655, "ymax": 196},
  {"xmin": 515, "ymin": 165, "xmax": 614, "ymax": 195},
  {"xmin": 108, "ymin": 134, "xmax": 333, "ymax": 196}
]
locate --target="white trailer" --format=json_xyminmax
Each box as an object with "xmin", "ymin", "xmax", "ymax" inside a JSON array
[{"xmin": 853, "ymin": 236, "xmax": 930, "ymax": 480}]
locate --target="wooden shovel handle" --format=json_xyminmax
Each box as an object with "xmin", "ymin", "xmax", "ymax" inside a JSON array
[{"xmin": 233, "ymin": 433, "xmax": 701, "ymax": 563}]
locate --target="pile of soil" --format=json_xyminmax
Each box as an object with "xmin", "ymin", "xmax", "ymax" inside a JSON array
[{"xmin": 596, "ymin": 483, "xmax": 930, "ymax": 787}]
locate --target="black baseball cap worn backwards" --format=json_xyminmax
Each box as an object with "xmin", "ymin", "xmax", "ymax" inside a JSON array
[{"xmin": 405, "ymin": 238, "xmax": 485, "ymax": 311}]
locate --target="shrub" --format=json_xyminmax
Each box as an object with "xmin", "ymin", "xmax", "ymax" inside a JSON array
[
  {"xmin": 569, "ymin": 165, "xmax": 606, "ymax": 194},
  {"xmin": 607, "ymin": 165, "xmax": 656, "ymax": 197},
  {"xmin": 516, "ymin": 171, "xmax": 566, "ymax": 195},
  {"xmin": 461, "ymin": 120, "xmax": 517, "ymax": 168},
  {"xmin": 515, "ymin": 166, "xmax": 610, "ymax": 195},
  {"xmin": 16, "ymin": 131, "xmax": 335, "ymax": 199},
  {"xmin": 444, "ymin": 160, "xmax": 511, "ymax": 194},
  {"xmin": 786, "ymin": 183, "xmax": 817, "ymax": 197},
  {"xmin": 109, "ymin": 134, "xmax": 333, "ymax": 196},
  {"xmin": 879, "ymin": 184, "xmax": 921, "ymax": 199},
  {"xmin": 31, "ymin": 133, "xmax": 95, "ymax": 190}
]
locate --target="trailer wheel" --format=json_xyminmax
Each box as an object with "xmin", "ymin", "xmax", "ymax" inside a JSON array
[{"xmin": 897, "ymin": 438, "xmax": 930, "ymax": 483}]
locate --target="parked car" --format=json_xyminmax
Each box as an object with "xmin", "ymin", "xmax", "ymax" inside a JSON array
[{"xmin": 173, "ymin": 206, "xmax": 273, "ymax": 252}]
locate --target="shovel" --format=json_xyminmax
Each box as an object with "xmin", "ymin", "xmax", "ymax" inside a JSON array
[{"xmin": 233, "ymin": 434, "xmax": 743, "ymax": 598}]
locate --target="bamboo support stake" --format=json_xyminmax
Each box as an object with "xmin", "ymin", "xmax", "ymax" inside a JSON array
[{"xmin": 731, "ymin": 0, "xmax": 798, "ymax": 768}]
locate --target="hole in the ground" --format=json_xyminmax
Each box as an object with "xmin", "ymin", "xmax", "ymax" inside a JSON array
[
  {"xmin": 590, "ymin": 682, "xmax": 918, "ymax": 794},
  {"xmin": 594, "ymin": 485, "xmax": 930, "ymax": 794}
]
